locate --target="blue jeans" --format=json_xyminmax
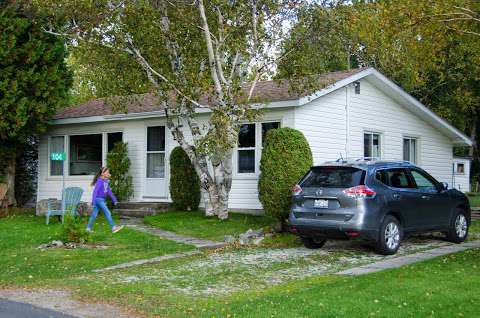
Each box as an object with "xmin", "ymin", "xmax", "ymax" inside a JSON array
[{"xmin": 87, "ymin": 198, "xmax": 115, "ymax": 230}]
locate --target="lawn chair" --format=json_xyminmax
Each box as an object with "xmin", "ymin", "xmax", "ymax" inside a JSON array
[{"xmin": 46, "ymin": 187, "xmax": 84, "ymax": 225}]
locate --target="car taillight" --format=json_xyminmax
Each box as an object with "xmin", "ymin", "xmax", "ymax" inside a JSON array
[
  {"xmin": 343, "ymin": 185, "xmax": 376, "ymax": 198},
  {"xmin": 292, "ymin": 184, "xmax": 303, "ymax": 195}
]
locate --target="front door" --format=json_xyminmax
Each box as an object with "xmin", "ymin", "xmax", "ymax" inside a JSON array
[{"xmin": 144, "ymin": 126, "xmax": 167, "ymax": 198}]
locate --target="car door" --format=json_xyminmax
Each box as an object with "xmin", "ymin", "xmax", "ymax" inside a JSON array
[
  {"xmin": 376, "ymin": 168, "xmax": 419, "ymax": 231},
  {"xmin": 408, "ymin": 169, "xmax": 451, "ymax": 229}
]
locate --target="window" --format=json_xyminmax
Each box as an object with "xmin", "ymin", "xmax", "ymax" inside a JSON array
[
  {"xmin": 146, "ymin": 126, "xmax": 166, "ymax": 178},
  {"xmin": 456, "ymin": 163, "xmax": 465, "ymax": 174},
  {"xmin": 107, "ymin": 132, "xmax": 123, "ymax": 152},
  {"xmin": 238, "ymin": 124, "xmax": 255, "ymax": 173},
  {"xmin": 261, "ymin": 122, "xmax": 280, "ymax": 145},
  {"xmin": 403, "ymin": 137, "xmax": 417, "ymax": 163},
  {"xmin": 237, "ymin": 122, "xmax": 280, "ymax": 174},
  {"xmin": 364, "ymin": 132, "xmax": 381, "ymax": 158},
  {"xmin": 301, "ymin": 167, "xmax": 365, "ymax": 188},
  {"xmin": 69, "ymin": 134, "xmax": 103, "ymax": 176},
  {"xmin": 50, "ymin": 136, "xmax": 65, "ymax": 176},
  {"xmin": 375, "ymin": 168, "xmax": 413, "ymax": 189},
  {"xmin": 410, "ymin": 169, "xmax": 438, "ymax": 191}
]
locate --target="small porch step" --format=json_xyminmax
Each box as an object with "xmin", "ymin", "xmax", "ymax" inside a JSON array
[{"xmin": 113, "ymin": 202, "xmax": 172, "ymax": 217}]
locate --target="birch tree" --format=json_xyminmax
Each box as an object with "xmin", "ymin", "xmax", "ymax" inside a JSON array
[{"xmin": 37, "ymin": 0, "xmax": 301, "ymax": 219}]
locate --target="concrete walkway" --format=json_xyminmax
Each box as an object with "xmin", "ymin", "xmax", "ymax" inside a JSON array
[
  {"xmin": 337, "ymin": 240, "xmax": 480, "ymax": 276},
  {"xmin": 93, "ymin": 250, "xmax": 202, "ymax": 273},
  {"xmin": 122, "ymin": 217, "xmax": 226, "ymax": 249}
]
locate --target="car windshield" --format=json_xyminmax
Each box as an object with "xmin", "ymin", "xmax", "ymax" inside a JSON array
[{"xmin": 301, "ymin": 166, "xmax": 365, "ymax": 188}]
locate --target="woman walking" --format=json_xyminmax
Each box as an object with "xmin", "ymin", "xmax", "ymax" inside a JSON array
[{"xmin": 87, "ymin": 167, "xmax": 124, "ymax": 233}]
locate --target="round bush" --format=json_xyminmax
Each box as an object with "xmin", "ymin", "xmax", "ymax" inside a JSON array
[
  {"xmin": 169, "ymin": 146, "xmax": 201, "ymax": 211},
  {"xmin": 258, "ymin": 127, "xmax": 313, "ymax": 223}
]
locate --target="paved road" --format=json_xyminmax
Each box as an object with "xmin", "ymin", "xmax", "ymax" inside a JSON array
[{"xmin": 0, "ymin": 299, "xmax": 76, "ymax": 318}]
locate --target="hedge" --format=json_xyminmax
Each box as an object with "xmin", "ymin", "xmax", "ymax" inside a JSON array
[
  {"xmin": 258, "ymin": 127, "xmax": 313, "ymax": 223},
  {"xmin": 169, "ymin": 146, "xmax": 201, "ymax": 211}
]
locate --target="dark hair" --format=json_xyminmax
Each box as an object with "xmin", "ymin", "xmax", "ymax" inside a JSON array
[{"xmin": 91, "ymin": 167, "xmax": 108, "ymax": 186}]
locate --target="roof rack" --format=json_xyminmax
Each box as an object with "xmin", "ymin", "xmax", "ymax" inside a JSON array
[{"xmin": 325, "ymin": 157, "xmax": 413, "ymax": 165}]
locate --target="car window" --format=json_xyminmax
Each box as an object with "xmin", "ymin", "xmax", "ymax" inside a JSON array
[
  {"xmin": 410, "ymin": 170, "xmax": 438, "ymax": 191},
  {"xmin": 375, "ymin": 168, "xmax": 414, "ymax": 189},
  {"xmin": 301, "ymin": 167, "xmax": 365, "ymax": 188}
]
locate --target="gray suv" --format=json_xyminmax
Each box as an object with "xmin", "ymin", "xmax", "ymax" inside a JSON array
[{"xmin": 288, "ymin": 159, "xmax": 471, "ymax": 255}]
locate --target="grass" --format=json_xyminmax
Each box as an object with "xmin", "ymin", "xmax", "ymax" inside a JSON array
[
  {"xmin": 468, "ymin": 195, "xmax": 480, "ymax": 207},
  {"xmin": 0, "ymin": 210, "xmax": 193, "ymax": 286},
  {"xmin": 58, "ymin": 247, "xmax": 480, "ymax": 317},
  {"xmin": 144, "ymin": 210, "xmax": 278, "ymax": 241},
  {"xmin": 1, "ymin": 208, "xmax": 479, "ymax": 317}
]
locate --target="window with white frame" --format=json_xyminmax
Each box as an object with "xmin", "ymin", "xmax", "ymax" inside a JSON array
[
  {"xmin": 364, "ymin": 132, "xmax": 381, "ymax": 158},
  {"xmin": 238, "ymin": 124, "xmax": 256, "ymax": 173},
  {"xmin": 237, "ymin": 121, "xmax": 280, "ymax": 174},
  {"xmin": 48, "ymin": 132, "xmax": 123, "ymax": 177},
  {"xmin": 403, "ymin": 137, "xmax": 417, "ymax": 163},
  {"xmin": 49, "ymin": 136, "xmax": 65, "ymax": 176}
]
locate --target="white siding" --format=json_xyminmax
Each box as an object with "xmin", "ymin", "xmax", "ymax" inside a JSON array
[
  {"xmin": 452, "ymin": 158, "xmax": 471, "ymax": 192},
  {"xmin": 293, "ymin": 79, "xmax": 456, "ymax": 185},
  {"xmin": 37, "ymin": 108, "xmax": 293, "ymax": 211},
  {"xmin": 37, "ymin": 79, "xmax": 464, "ymax": 211},
  {"xmin": 348, "ymin": 80, "xmax": 454, "ymax": 184},
  {"xmin": 294, "ymin": 88, "xmax": 348, "ymax": 164}
]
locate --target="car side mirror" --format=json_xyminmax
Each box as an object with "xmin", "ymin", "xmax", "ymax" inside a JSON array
[{"xmin": 439, "ymin": 182, "xmax": 448, "ymax": 191}]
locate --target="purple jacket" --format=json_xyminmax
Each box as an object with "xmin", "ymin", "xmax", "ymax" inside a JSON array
[{"xmin": 92, "ymin": 178, "xmax": 118, "ymax": 205}]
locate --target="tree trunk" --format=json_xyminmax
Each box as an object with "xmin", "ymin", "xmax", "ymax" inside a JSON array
[{"xmin": 5, "ymin": 149, "xmax": 16, "ymax": 207}]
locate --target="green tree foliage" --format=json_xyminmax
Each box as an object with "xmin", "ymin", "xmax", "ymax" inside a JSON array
[
  {"xmin": 106, "ymin": 142, "xmax": 133, "ymax": 202},
  {"xmin": 37, "ymin": 0, "xmax": 302, "ymax": 219},
  {"xmin": 259, "ymin": 128, "xmax": 312, "ymax": 224},
  {"xmin": 169, "ymin": 146, "xmax": 201, "ymax": 211},
  {"xmin": 0, "ymin": 1, "xmax": 72, "ymax": 205},
  {"xmin": 278, "ymin": 0, "xmax": 480, "ymax": 178}
]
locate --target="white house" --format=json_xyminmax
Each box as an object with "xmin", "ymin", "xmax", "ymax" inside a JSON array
[{"xmin": 37, "ymin": 68, "xmax": 472, "ymax": 213}]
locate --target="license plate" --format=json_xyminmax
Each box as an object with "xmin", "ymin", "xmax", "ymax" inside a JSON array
[{"xmin": 313, "ymin": 199, "xmax": 329, "ymax": 209}]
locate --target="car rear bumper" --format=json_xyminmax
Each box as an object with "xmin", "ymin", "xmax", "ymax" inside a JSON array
[{"xmin": 288, "ymin": 212, "xmax": 379, "ymax": 241}]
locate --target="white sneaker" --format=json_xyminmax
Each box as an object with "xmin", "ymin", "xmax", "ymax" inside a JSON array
[
  {"xmin": 86, "ymin": 228, "xmax": 94, "ymax": 233},
  {"xmin": 112, "ymin": 225, "xmax": 124, "ymax": 234}
]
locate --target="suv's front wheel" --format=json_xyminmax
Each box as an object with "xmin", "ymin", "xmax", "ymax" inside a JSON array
[
  {"xmin": 375, "ymin": 215, "xmax": 402, "ymax": 255},
  {"xmin": 301, "ymin": 237, "xmax": 327, "ymax": 249},
  {"xmin": 446, "ymin": 209, "xmax": 469, "ymax": 243}
]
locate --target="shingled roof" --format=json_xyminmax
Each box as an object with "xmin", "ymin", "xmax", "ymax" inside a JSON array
[{"xmin": 53, "ymin": 68, "xmax": 366, "ymax": 120}]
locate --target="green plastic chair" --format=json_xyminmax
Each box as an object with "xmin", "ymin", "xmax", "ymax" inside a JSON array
[{"xmin": 46, "ymin": 187, "xmax": 84, "ymax": 225}]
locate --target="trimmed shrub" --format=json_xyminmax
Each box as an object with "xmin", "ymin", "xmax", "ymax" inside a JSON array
[
  {"xmin": 106, "ymin": 142, "xmax": 133, "ymax": 202},
  {"xmin": 259, "ymin": 127, "xmax": 313, "ymax": 223},
  {"xmin": 169, "ymin": 146, "xmax": 200, "ymax": 211},
  {"xmin": 62, "ymin": 214, "xmax": 91, "ymax": 244}
]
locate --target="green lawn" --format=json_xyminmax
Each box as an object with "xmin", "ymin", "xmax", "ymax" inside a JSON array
[
  {"xmin": 144, "ymin": 211, "xmax": 278, "ymax": 241},
  {"xmin": 468, "ymin": 195, "xmax": 480, "ymax": 207},
  {"xmin": 0, "ymin": 212, "xmax": 193, "ymax": 286},
  {"xmin": 1, "ymin": 209, "xmax": 479, "ymax": 317},
  {"xmin": 59, "ymin": 247, "xmax": 480, "ymax": 318}
]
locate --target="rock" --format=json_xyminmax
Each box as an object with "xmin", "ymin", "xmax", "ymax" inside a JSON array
[
  {"xmin": 224, "ymin": 235, "xmax": 236, "ymax": 244},
  {"xmin": 51, "ymin": 240, "xmax": 64, "ymax": 247},
  {"xmin": 76, "ymin": 202, "xmax": 93, "ymax": 216},
  {"xmin": 36, "ymin": 199, "xmax": 92, "ymax": 216},
  {"xmin": 238, "ymin": 228, "xmax": 265, "ymax": 245},
  {"xmin": 251, "ymin": 236, "xmax": 265, "ymax": 246},
  {"xmin": 36, "ymin": 199, "xmax": 60, "ymax": 216}
]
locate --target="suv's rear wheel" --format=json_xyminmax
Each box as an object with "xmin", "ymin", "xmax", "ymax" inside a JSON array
[
  {"xmin": 301, "ymin": 237, "xmax": 327, "ymax": 249},
  {"xmin": 375, "ymin": 215, "xmax": 402, "ymax": 255},
  {"xmin": 446, "ymin": 209, "xmax": 469, "ymax": 243}
]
